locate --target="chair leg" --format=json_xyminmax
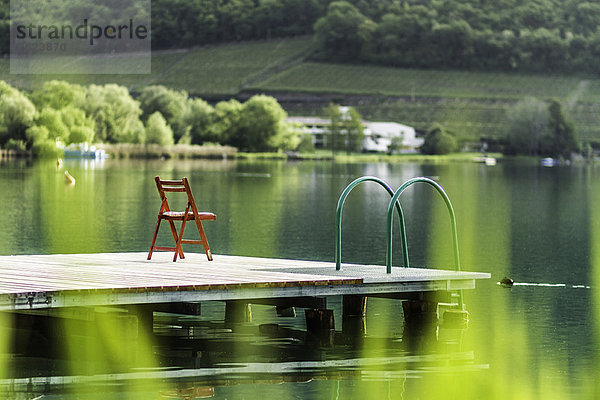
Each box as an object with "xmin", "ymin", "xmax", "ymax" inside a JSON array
[
  {"xmin": 194, "ymin": 219, "xmax": 213, "ymax": 261},
  {"xmin": 149, "ymin": 216, "xmax": 213, "ymax": 262},
  {"xmin": 168, "ymin": 220, "xmax": 185, "ymax": 260},
  {"xmin": 174, "ymin": 218, "xmax": 188, "ymax": 262},
  {"xmin": 147, "ymin": 218, "xmax": 161, "ymax": 260}
]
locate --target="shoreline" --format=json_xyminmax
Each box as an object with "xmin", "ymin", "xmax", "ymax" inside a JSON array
[{"xmin": 7, "ymin": 145, "xmax": 596, "ymax": 165}]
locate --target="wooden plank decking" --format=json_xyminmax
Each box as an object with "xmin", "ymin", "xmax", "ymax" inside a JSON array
[{"xmin": 0, "ymin": 252, "xmax": 490, "ymax": 310}]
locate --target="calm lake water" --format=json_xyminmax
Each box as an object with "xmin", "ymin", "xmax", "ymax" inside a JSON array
[{"xmin": 0, "ymin": 157, "xmax": 599, "ymax": 399}]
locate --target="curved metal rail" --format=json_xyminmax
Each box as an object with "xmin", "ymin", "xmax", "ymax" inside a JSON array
[
  {"xmin": 335, "ymin": 176, "xmax": 408, "ymax": 271},
  {"xmin": 385, "ymin": 177, "xmax": 461, "ymax": 274}
]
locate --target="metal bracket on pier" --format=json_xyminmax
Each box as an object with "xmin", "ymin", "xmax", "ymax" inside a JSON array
[{"xmin": 11, "ymin": 292, "xmax": 53, "ymax": 309}]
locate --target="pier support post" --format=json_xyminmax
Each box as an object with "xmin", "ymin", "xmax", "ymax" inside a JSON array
[
  {"xmin": 168, "ymin": 302, "xmax": 202, "ymax": 316},
  {"xmin": 305, "ymin": 309, "xmax": 335, "ymax": 346},
  {"xmin": 276, "ymin": 306, "xmax": 296, "ymax": 317},
  {"xmin": 125, "ymin": 305, "xmax": 155, "ymax": 337},
  {"xmin": 402, "ymin": 300, "xmax": 438, "ymax": 347},
  {"xmin": 342, "ymin": 295, "xmax": 367, "ymax": 336},
  {"xmin": 442, "ymin": 309, "xmax": 469, "ymax": 329},
  {"xmin": 224, "ymin": 301, "xmax": 252, "ymax": 324}
]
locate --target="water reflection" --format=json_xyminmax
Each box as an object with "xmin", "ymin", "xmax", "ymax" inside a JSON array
[
  {"xmin": 0, "ymin": 158, "xmax": 598, "ymax": 398},
  {"xmin": 1, "ymin": 299, "xmax": 476, "ymax": 399}
]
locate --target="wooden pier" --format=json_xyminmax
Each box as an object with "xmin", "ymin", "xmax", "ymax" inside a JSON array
[
  {"xmin": 0, "ymin": 252, "xmax": 489, "ymax": 311},
  {"xmin": 0, "ymin": 251, "xmax": 490, "ymax": 392}
]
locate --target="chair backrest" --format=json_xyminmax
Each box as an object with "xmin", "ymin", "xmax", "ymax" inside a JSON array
[{"xmin": 154, "ymin": 176, "xmax": 199, "ymax": 214}]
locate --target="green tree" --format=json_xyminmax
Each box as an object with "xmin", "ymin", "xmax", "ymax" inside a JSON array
[
  {"xmin": 33, "ymin": 106, "xmax": 96, "ymax": 146},
  {"xmin": 145, "ymin": 112, "xmax": 174, "ymax": 146},
  {"xmin": 60, "ymin": 107, "xmax": 96, "ymax": 144},
  {"xmin": 138, "ymin": 85, "xmax": 189, "ymax": 141},
  {"xmin": 36, "ymin": 108, "xmax": 69, "ymax": 142},
  {"xmin": 80, "ymin": 84, "xmax": 145, "ymax": 144},
  {"xmin": 314, "ymin": 1, "xmax": 373, "ymax": 61},
  {"xmin": 25, "ymin": 126, "xmax": 61, "ymax": 158},
  {"xmin": 343, "ymin": 106, "xmax": 364, "ymax": 153},
  {"xmin": 230, "ymin": 95, "xmax": 289, "ymax": 152},
  {"xmin": 268, "ymin": 123, "xmax": 302, "ymax": 151},
  {"xmin": 430, "ymin": 19, "xmax": 475, "ymax": 68},
  {"xmin": 296, "ymin": 131, "xmax": 315, "ymax": 153},
  {"xmin": 569, "ymin": 2, "xmax": 600, "ymax": 36},
  {"xmin": 514, "ymin": 1, "xmax": 557, "ymax": 30},
  {"xmin": 0, "ymin": 81, "xmax": 36, "ymax": 147},
  {"xmin": 371, "ymin": 9, "xmax": 434, "ymax": 67},
  {"xmin": 213, "ymin": 99, "xmax": 243, "ymax": 145},
  {"xmin": 324, "ymin": 104, "xmax": 364, "ymax": 153},
  {"xmin": 184, "ymin": 98, "xmax": 215, "ymax": 145},
  {"xmin": 31, "ymin": 80, "xmax": 85, "ymax": 110},
  {"xmin": 0, "ymin": 7, "xmax": 8, "ymax": 56},
  {"xmin": 68, "ymin": 126, "xmax": 95, "ymax": 144},
  {"xmin": 547, "ymin": 100, "xmax": 579, "ymax": 159},
  {"xmin": 504, "ymin": 97, "xmax": 550, "ymax": 155},
  {"xmin": 472, "ymin": 29, "xmax": 516, "ymax": 70},
  {"xmin": 421, "ymin": 124, "xmax": 458, "ymax": 155},
  {"xmin": 518, "ymin": 28, "xmax": 568, "ymax": 72},
  {"xmin": 388, "ymin": 135, "xmax": 404, "ymax": 154},
  {"xmin": 29, "ymin": 81, "xmax": 95, "ymax": 146},
  {"xmin": 219, "ymin": 0, "xmax": 255, "ymax": 41},
  {"xmin": 25, "ymin": 125, "xmax": 50, "ymax": 144},
  {"xmin": 325, "ymin": 103, "xmax": 343, "ymax": 151},
  {"xmin": 31, "ymin": 139, "xmax": 62, "ymax": 158}
]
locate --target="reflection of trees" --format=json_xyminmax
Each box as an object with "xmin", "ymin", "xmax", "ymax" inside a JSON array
[
  {"xmin": 0, "ymin": 161, "xmax": 39, "ymax": 254},
  {"xmin": 221, "ymin": 162, "xmax": 283, "ymax": 257},
  {"xmin": 589, "ymin": 168, "xmax": 600, "ymax": 360},
  {"xmin": 38, "ymin": 160, "xmax": 112, "ymax": 253}
]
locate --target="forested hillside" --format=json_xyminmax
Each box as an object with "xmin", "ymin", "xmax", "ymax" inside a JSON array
[
  {"xmin": 2, "ymin": 0, "xmax": 600, "ymax": 73},
  {"xmin": 313, "ymin": 0, "xmax": 600, "ymax": 73}
]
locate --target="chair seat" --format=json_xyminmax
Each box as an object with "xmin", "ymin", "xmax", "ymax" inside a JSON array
[{"xmin": 162, "ymin": 211, "xmax": 217, "ymax": 220}]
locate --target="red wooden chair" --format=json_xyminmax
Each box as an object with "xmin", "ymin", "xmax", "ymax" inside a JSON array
[{"xmin": 147, "ymin": 176, "xmax": 216, "ymax": 262}]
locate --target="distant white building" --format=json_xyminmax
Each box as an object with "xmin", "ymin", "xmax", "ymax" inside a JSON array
[
  {"xmin": 286, "ymin": 116, "xmax": 424, "ymax": 153},
  {"xmin": 363, "ymin": 122, "xmax": 423, "ymax": 153}
]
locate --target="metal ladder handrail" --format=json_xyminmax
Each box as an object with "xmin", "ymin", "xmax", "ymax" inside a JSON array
[
  {"xmin": 385, "ymin": 177, "xmax": 461, "ymax": 274},
  {"xmin": 386, "ymin": 177, "xmax": 464, "ymax": 309},
  {"xmin": 335, "ymin": 176, "xmax": 408, "ymax": 271}
]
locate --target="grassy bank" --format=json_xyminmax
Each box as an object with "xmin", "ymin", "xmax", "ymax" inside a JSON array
[
  {"xmin": 97, "ymin": 143, "xmax": 237, "ymax": 159},
  {"xmin": 235, "ymin": 150, "xmax": 503, "ymax": 163},
  {"xmin": 332, "ymin": 152, "xmax": 503, "ymax": 163},
  {"xmin": 97, "ymin": 146, "xmax": 502, "ymax": 163}
]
